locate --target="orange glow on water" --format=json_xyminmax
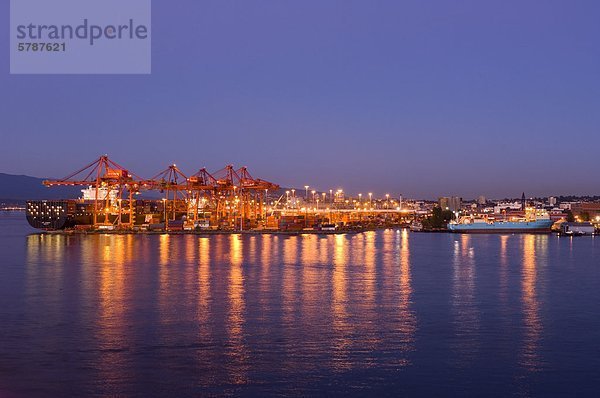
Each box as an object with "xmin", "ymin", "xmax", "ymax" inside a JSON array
[
  {"xmin": 451, "ymin": 234, "xmax": 480, "ymax": 366},
  {"xmin": 398, "ymin": 229, "xmax": 416, "ymax": 359},
  {"xmin": 331, "ymin": 234, "xmax": 350, "ymax": 370},
  {"xmin": 197, "ymin": 237, "xmax": 211, "ymax": 340},
  {"xmin": 159, "ymin": 234, "xmax": 169, "ymax": 267},
  {"xmin": 226, "ymin": 234, "xmax": 249, "ymax": 385},
  {"xmin": 520, "ymin": 235, "xmax": 546, "ymax": 372}
]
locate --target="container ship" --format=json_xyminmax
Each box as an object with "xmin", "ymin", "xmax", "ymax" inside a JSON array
[{"xmin": 447, "ymin": 209, "xmax": 554, "ymax": 233}]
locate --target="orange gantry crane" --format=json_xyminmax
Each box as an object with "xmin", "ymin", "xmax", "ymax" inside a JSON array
[
  {"xmin": 43, "ymin": 155, "xmax": 141, "ymax": 228},
  {"xmin": 188, "ymin": 167, "xmax": 218, "ymax": 224},
  {"xmin": 42, "ymin": 155, "xmax": 280, "ymax": 230},
  {"xmin": 142, "ymin": 164, "xmax": 190, "ymax": 227},
  {"xmin": 237, "ymin": 166, "xmax": 278, "ymax": 224},
  {"xmin": 211, "ymin": 165, "xmax": 244, "ymax": 228}
]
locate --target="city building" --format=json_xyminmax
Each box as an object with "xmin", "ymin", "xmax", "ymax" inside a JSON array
[
  {"xmin": 559, "ymin": 202, "xmax": 576, "ymax": 210},
  {"xmin": 493, "ymin": 201, "xmax": 523, "ymax": 214},
  {"xmin": 334, "ymin": 189, "xmax": 345, "ymax": 203},
  {"xmin": 571, "ymin": 202, "xmax": 600, "ymax": 221},
  {"xmin": 438, "ymin": 197, "xmax": 462, "ymax": 212}
]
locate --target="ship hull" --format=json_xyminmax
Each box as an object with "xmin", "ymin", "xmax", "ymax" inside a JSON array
[
  {"xmin": 447, "ymin": 220, "xmax": 554, "ymax": 234},
  {"xmin": 26, "ymin": 200, "xmax": 72, "ymax": 230},
  {"xmin": 448, "ymin": 228, "xmax": 552, "ymax": 234}
]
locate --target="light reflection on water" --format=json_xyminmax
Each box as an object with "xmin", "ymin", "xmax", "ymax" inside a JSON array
[
  {"xmin": 451, "ymin": 234, "xmax": 480, "ymax": 367},
  {"xmin": 398, "ymin": 229, "xmax": 416, "ymax": 362},
  {"xmin": 331, "ymin": 234, "xmax": 350, "ymax": 371},
  {"xmin": 3, "ymin": 225, "xmax": 596, "ymax": 396},
  {"xmin": 520, "ymin": 235, "xmax": 546, "ymax": 373},
  {"xmin": 227, "ymin": 235, "xmax": 249, "ymax": 385}
]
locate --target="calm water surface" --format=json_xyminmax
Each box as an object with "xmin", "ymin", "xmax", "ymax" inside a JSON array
[{"xmin": 1, "ymin": 212, "xmax": 599, "ymax": 397}]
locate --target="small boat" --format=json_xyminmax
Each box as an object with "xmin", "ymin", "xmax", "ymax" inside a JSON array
[
  {"xmin": 319, "ymin": 223, "xmax": 337, "ymax": 231},
  {"xmin": 409, "ymin": 221, "xmax": 423, "ymax": 232}
]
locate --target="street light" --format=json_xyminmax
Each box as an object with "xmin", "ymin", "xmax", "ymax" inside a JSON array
[
  {"xmin": 264, "ymin": 188, "xmax": 268, "ymax": 221},
  {"xmin": 358, "ymin": 193, "xmax": 362, "ymax": 203},
  {"xmin": 311, "ymin": 190, "xmax": 316, "ymax": 202},
  {"xmin": 386, "ymin": 193, "xmax": 390, "ymax": 209},
  {"xmin": 368, "ymin": 192, "xmax": 372, "ymax": 208},
  {"xmin": 304, "ymin": 185, "xmax": 309, "ymax": 200},
  {"xmin": 162, "ymin": 198, "xmax": 167, "ymax": 229}
]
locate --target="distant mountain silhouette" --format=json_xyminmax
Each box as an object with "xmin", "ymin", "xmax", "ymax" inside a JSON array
[
  {"xmin": 0, "ymin": 173, "xmax": 81, "ymax": 202},
  {"xmin": 0, "ymin": 173, "xmax": 168, "ymax": 203}
]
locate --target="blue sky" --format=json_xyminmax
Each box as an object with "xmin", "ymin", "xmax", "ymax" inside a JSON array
[{"xmin": 1, "ymin": 0, "xmax": 599, "ymax": 199}]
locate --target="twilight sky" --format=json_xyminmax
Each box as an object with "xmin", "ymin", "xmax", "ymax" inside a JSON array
[{"xmin": 1, "ymin": 0, "xmax": 599, "ymax": 199}]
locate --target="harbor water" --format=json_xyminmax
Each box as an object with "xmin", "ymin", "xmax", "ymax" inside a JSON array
[{"xmin": 0, "ymin": 212, "xmax": 599, "ymax": 397}]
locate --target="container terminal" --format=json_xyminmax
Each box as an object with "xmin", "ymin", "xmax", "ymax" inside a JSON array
[{"xmin": 26, "ymin": 155, "xmax": 411, "ymax": 233}]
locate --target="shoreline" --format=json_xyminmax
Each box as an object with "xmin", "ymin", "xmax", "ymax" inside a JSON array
[
  {"xmin": 30, "ymin": 228, "xmax": 578, "ymax": 237},
  {"xmin": 30, "ymin": 228, "xmax": 380, "ymax": 236}
]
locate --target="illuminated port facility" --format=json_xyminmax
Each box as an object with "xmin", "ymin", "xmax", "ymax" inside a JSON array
[{"xmin": 26, "ymin": 155, "xmax": 409, "ymax": 232}]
